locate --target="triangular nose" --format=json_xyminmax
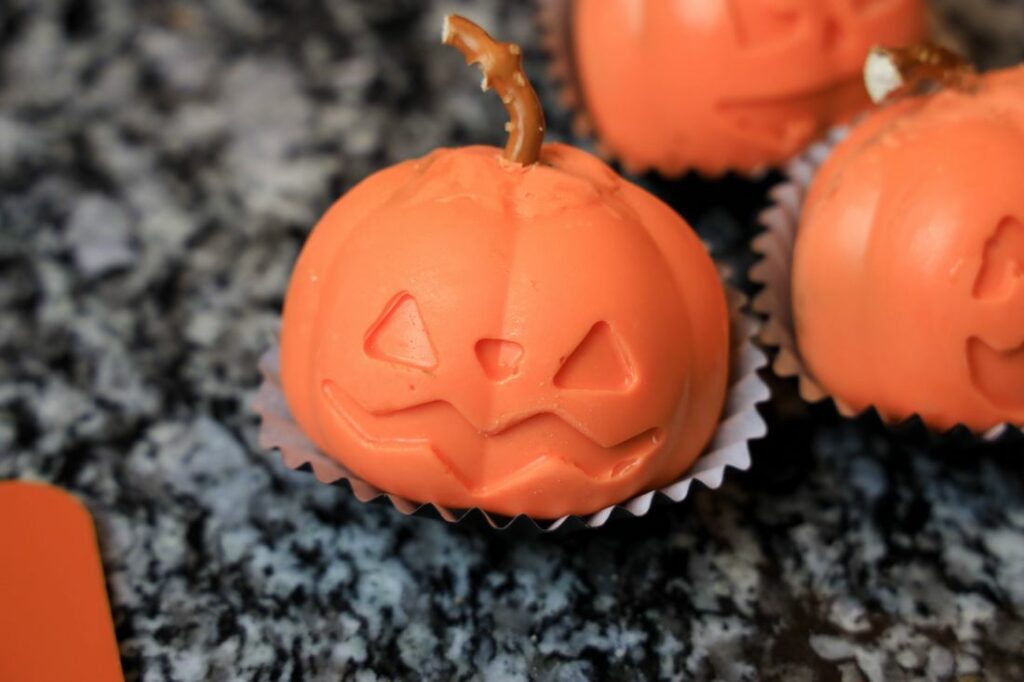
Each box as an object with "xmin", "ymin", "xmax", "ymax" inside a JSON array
[
  {"xmin": 819, "ymin": 13, "xmax": 843, "ymax": 49},
  {"xmin": 475, "ymin": 339, "xmax": 524, "ymax": 382},
  {"xmin": 822, "ymin": 16, "xmax": 841, "ymax": 48}
]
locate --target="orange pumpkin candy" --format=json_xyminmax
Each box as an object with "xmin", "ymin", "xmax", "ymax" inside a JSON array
[
  {"xmin": 568, "ymin": 0, "xmax": 926, "ymax": 175},
  {"xmin": 792, "ymin": 63, "xmax": 1024, "ymax": 432},
  {"xmin": 279, "ymin": 18, "xmax": 729, "ymax": 518}
]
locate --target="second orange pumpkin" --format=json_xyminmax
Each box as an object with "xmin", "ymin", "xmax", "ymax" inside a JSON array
[{"xmin": 570, "ymin": 0, "xmax": 925, "ymax": 175}]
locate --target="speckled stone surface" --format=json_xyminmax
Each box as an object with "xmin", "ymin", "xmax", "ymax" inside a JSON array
[{"xmin": 1, "ymin": 1, "xmax": 1023, "ymax": 680}]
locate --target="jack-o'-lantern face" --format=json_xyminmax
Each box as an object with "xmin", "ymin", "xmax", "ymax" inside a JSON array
[
  {"xmin": 570, "ymin": 0, "xmax": 925, "ymax": 174},
  {"xmin": 280, "ymin": 144, "xmax": 729, "ymax": 518},
  {"xmin": 792, "ymin": 65, "xmax": 1024, "ymax": 431}
]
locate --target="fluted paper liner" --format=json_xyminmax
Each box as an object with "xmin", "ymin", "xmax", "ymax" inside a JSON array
[
  {"xmin": 253, "ymin": 288, "xmax": 769, "ymax": 531},
  {"xmin": 751, "ymin": 128, "xmax": 1021, "ymax": 442},
  {"xmin": 537, "ymin": 0, "xmax": 591, "ymax": 141}
]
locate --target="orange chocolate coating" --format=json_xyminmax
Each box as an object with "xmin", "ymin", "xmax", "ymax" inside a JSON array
[
  {"xmin": 0, "ymin": 482, "xmax": 124, "ymax": 682},
  {"xmin": 571, "ymin": 0, "xmax": 925, "ymax": 176},
  {"xmin": 280, "ymin": 144, "xmax": 729, "ymax": 518},
  {"xmin": 792, "ymin": 65, "xmax": 1024, "ymax": 431}
]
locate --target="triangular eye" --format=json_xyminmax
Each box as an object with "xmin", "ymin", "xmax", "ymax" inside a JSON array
[
  {"xmin": 364, "ymin": 293, "xmax": 437, "ymax": 370},
  {"xmin": 554, "ymin": 322, "xmax": 634, "ymax": 390},
  {"xmin": 727, "ymin": 0, "xmax": 800, "ymax": 47},
  {"xmin": 974, "ymin": 216, "xmax": 1024, "ymax": 301}
]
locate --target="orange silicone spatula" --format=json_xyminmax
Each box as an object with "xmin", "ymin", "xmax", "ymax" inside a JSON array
[{"xmin": 0, "ymin": 481, "xmax": 124, "ymax": 682}]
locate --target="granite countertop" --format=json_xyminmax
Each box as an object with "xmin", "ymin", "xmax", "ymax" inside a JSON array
[{"xmin": 2, "ymin": 1, "xmax": 1023, "ymax": 680}]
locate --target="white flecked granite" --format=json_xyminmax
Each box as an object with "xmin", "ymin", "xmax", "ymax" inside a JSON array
[{"xmin": 1, "ymin": 0, "xmax": 1023, "ymax": 680}]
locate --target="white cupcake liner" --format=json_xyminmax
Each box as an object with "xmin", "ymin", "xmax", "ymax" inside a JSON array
[
  {"xmin": 252, "ymin": 287, "xmax": 770, "ymax": 531},
  {"xmin": 750, "ymin": 127, "xmax": 1022, "ymax": 442}
]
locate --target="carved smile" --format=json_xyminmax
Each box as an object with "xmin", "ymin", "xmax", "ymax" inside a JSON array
[
  {"xmin": 718, "ymin": 75, "xmax": 863, "ymax": 149},
  {"xmin": 320, "ymin": 380, "xmax": 663, "ymax": 494},
  {"xmin": 968, "ymin": 338, "xmax": 1024, "ymax": 410}
]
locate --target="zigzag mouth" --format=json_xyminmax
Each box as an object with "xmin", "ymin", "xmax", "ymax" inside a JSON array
[
  {"xmin": 320, "ymin": 379, "xmax": 663, "ymax": 493},
  {"xmin": 717, "ymin": 74, "xmax": 863, "ymax": 148},
  {"xmin": 967, "ymin": 337, "xmax": 1024, "ymax": 411}
]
